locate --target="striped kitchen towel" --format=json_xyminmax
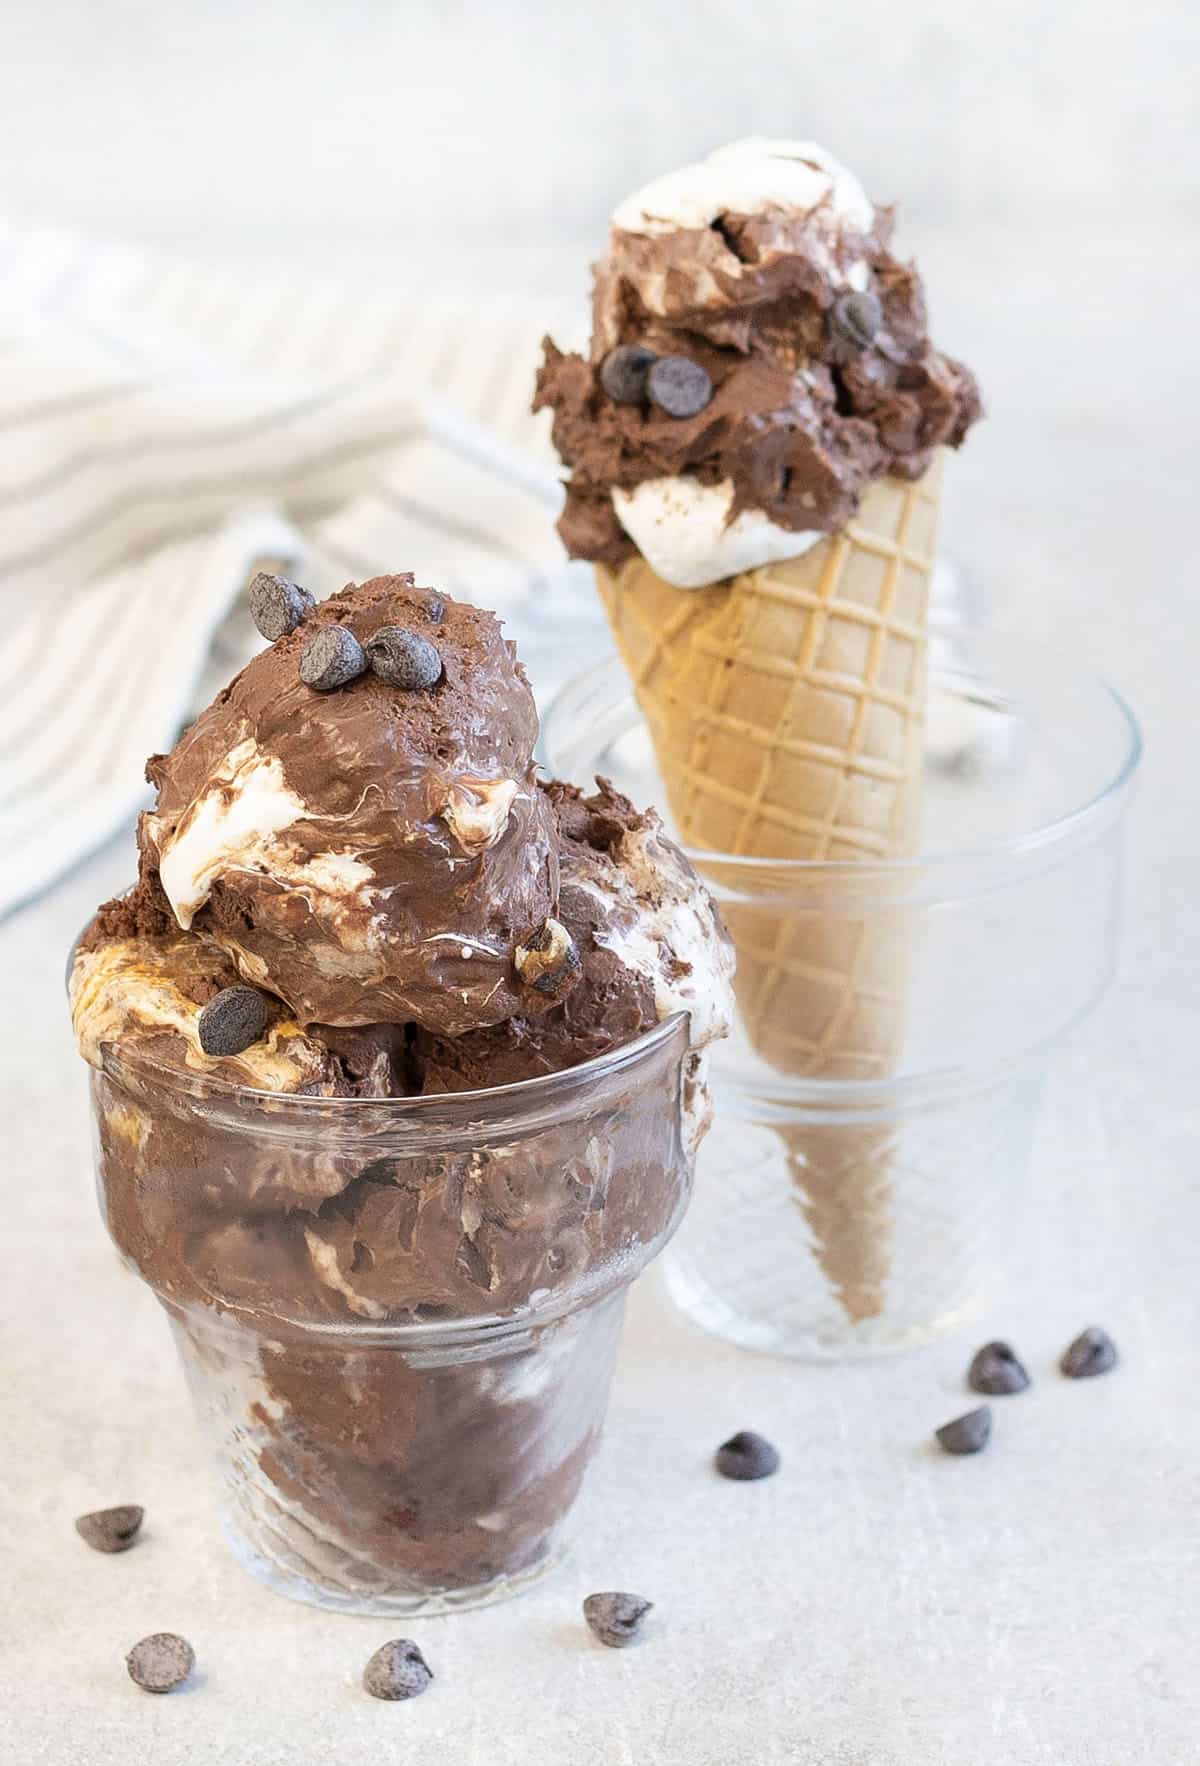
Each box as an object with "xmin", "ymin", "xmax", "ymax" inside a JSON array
[{"xmin": 0, "ymin": 217, "xmax": 590, "ymax": 917}]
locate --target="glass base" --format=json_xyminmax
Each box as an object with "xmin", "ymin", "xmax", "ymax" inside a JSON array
[
  {"xmin": 169, "ymin": 1293, "xmax": 625, "ymax": 1620},
  {"xmin": 664, "ymin": 1246, "xmax": 985, "ymax": 1361},
  {"xmin": 220, "ymin": 1509, "xmax": 569, "ymax": 1617},
  {"xmin": 662, "ymin": 1066, "xmax": 1042, "ymax": 1360}
]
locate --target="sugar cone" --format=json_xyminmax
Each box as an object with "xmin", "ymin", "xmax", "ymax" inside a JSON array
[{"xmin": 595, "ymin": 460, "xmax": 942, "ymax": 1320}]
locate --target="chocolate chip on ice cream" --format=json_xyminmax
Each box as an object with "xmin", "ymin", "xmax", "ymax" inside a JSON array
[
  {"xmin": 600, "ymin": 344, "xmax": 657, "ymax": 404},
  {"xmin": 366, "ymin": 625, "xmax": 443, "ymax": 690},
  {"xmin": 583, "ymin": 1591, "xmax": 654, "ymax": 1648},
  {"xmin": 829, "ymin": 288, "xmax": 882, "ymax": 353},
  {"xmin": 299, "ymin": 623, "xmax": 368, "ymax": 691},
  {"xmin": 126, "ymin": 1633, "xmax": 194, "ymax": 1694},
  {"xmin": 75, "ymin": 1505, "xmax": 144, "ymax": 1553},
  {"xmin": 197, "ymin": 986, "xmax": 271, "ymax": 1057},
  {"xmin": 363, "ymin": 1639, "xmax": 434, "ymax": 1702},
  {"xmin": 248, "ymin": 572, "xmax": 315, "ymax": 642},
  {"xmin": 646, "ymin": 355, "xmax": 713, "ymax": 418}
]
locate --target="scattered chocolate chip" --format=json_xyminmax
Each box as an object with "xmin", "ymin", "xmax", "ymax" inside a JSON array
[
  {"xmin": 366, "ymin": 626, "xmax": 443, "ymax": 691},
  {"xmin": 299, "ymin": 624, "xmax": 367, "ymax": 691},
  {"xmin": 75, "ymin": 1504, "xmax": 144, "ymax": 1553},
  {"xmin": 647, "ymin": 355, "xmax": 713, "ymax": 419},
  {"xmin": 425, "ymin": 596, "xmax": 446, "ymax": 624},
  {"xmin": 248, "ymin": 571, "xmax": 315, "ymax": 642},
  {"xmin": 600, "ymin": 344, "xmax": 657, "ymax": 404},
  {"xmin": 935, "ymin": 1406, "xmax": 992, "ymax": 1456},
  {"xmin": 583, "ymin": 1591, "xmax": 653, "ymax": 1649},
  {"xmin": 362, "ymin": 1639, "xmax": 434, "ymax": 1701},
  {"xmin": 126, "ymin": 1632, "xmax": 194, "ymax": 1694},
  {"xmin": 514, "ymin": 917, "xmax": 581, "ymax": 997},
  {"xmin": 714, "ymin": 1430, "xmax": 780, "ymax": 1481},
  {"xmin": 967, "ymin": 1341, "xmax": 1031, "ymax": 1396},
  {"xmin": 197, "ymin": 986, "xmax": 271, "ymax": 1057},
  {"xmin": 1060, "ymin": 1326, "xmax": 1118, "ymax": 1380},
  {"xmin": 830, "ymin": 289, "xmax": 882, "ymax": 353}
]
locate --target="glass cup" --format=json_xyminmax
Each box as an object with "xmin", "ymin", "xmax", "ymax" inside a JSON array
[
  {"xmin": 87, "ymin": 1014, "xmax": 692, "ymax": 1614},
  {"xmin": 542, "ymin": 628, "xmax": 1141, "ymax": 1358}
]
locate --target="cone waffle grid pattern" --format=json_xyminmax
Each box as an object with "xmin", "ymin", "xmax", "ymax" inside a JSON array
[
  {"xmin": 595, "ymin": 465, "xmax": 942, "ymax": 1321},
  {"xmin": 677, "ymin": 495, "xmax": 934, "ymax": 864},
  {"xmin": 597, "ymin": 467, "xmax": 941, "ymax": 1079}
]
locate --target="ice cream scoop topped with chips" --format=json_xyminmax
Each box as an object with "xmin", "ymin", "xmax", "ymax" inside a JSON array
[{"xmin": 534, "ymin": 137, "xmax": 981, "ymax": 587}]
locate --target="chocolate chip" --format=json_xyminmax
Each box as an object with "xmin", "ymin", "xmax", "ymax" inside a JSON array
[
  {"xmin": 714, "ymin": 1430, "xmax": 780, "ymax": 1481},
  {"xmin": 248, "ymin": 571, "xmax": 315, "ymax": 642},
  {"xmin": 514, "ymin": 917, "xmax": 581, "ymax": 997},
  {"xmin": 126, "ymin": 1632, "xmax": 194, "ymax": 1694},
  {"xmin": 647, "ymin": 355, "xmax": 713, "ymax": 418},
  {"xmin": 830, "ymin": 289, "xmax": 882, "ymax": 353},
  {"xmin": 75, "ymin": 1504, "xmax": 144, "ymax": 1553},
  {"xmin": 600, "ymin": 344, "xmax": 657, "ymax": 404},
  {"xmin": 1060, "ymin": 1326, "xmax": 1118, "ymax": 1379},
  {"xmin": 366, "ymin": 626, "xmax": 443, "ymax": 691},
  {"xmin": 967, "ymin": 1341, "xmax": 1031, "ymax": 1396},
  {"xmin": 425, "ymin": 596, "xmax": 446, "ymax": 624},
  {"xmin": 362, "ymin": 1639, "xmax": 434, "ymax": 1701},
  {"xmin": 299, "ymin": 624, "xmax": 367, "ymax": 691},
  {"xmin": 583, "ymin": 1591, "xmax": 653, "ymax": 1649},
  {"xmin": 935, "ymin": 1406, "xmax": 992, "ymax": 1456},
  {"xmin": 197, "ymin": 987, "xmax": 271, "ymax": 1057}
]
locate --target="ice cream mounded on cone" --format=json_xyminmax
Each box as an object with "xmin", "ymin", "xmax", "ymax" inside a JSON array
[{"xmin": 534, "ymin": 139, "xmax": 982, "ymax": 1323}]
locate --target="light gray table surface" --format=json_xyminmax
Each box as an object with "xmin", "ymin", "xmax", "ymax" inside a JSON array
[{"xmin": 3, "ymin": 223, "xmax": 1198, "ymax": 1764}]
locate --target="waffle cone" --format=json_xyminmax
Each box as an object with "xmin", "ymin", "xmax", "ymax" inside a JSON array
[{"xmin": 595, "ymin": 460, "xmax": 942, "ymax": 1320}]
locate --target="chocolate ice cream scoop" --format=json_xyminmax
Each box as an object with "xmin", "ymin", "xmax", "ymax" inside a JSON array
[
  {"xmin": 533, "ymin": 137, "xmax": 981, "ymax": 586},
  {"xmin": 137, "ymin": 577, "xmax": 558, "ymax": 1033},
  {"xmin": 70, "ymin": 931, "xmax": 344, "ymax": 1095},
  {"xmin": 69, "ymin": 925, "xmax": 419, "ymax": 1107},
  {"xmin": 418, "ymin": 778, "xmax": 734, "ymax": 1150}
]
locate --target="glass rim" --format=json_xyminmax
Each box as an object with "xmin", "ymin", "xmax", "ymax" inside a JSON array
[
  {"xmin": 95, "ymin": 1009, "xmax": 691, "ymax": 1147},
  {"xmin": 543, "ymin": 630, "xmax": 1143, "ymax": 888}
]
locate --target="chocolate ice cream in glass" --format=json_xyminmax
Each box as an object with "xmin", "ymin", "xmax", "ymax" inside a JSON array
[{"xmin": 70, "ymin": 576, "xmax": 733, "ymax": 1613}]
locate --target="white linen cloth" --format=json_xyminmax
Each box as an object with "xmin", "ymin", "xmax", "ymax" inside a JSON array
[{"xmin": 0, "ymin": 217, "xmax": 587, "ymax": 917}]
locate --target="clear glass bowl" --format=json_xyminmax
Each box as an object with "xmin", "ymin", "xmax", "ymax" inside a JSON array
[
  {"xmin": 542, "ymin": 629, "xmax": 1142, "ymax": 1357},
  {"xmin": 88, "ymin": 1014, "xmax": 692, "ymax": 1614}
]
